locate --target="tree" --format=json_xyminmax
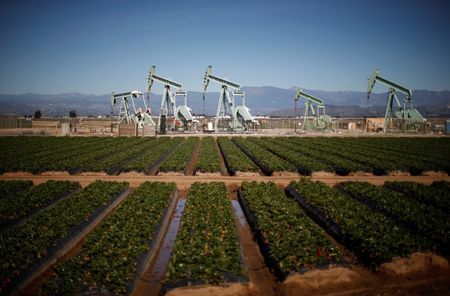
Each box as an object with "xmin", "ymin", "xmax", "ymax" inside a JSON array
[
  {"xmin": 34, "ymin": 110, "xmax": 42, "ymax": 119},
  {"xmin": 69, "ymin": 110, "xmax": 77, "ymax": 118}
]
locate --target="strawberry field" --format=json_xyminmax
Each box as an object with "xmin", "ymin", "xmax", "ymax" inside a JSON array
[
  {"xmin": 0, "ymin": 136, "xmax": 449, "ymax": 176},
  {"xmin": 0, "ymin": 135, "xmax": 449, "ymax": 295}
]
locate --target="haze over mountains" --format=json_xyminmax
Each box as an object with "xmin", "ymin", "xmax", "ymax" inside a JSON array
[{"xmin": 0, "ymin": 87, "xmax": 449, "ymax": 117}]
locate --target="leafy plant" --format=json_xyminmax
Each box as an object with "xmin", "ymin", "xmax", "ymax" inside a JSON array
[
  {"xmin": 0, "ymin": 180, "xmax": 33, "ymax": 199},
  {"xmin": 195, "ymin": 137, "xmax": 221, "ymax": 173},
  {"xmin": 289, "ymin": 179, "xmax": 423, "ymax": 266},
  {"xmin": 164, "ymin": 182, "xmax": 246, "ymax": 285},
  {"xmin": 159, "ymin": 138, "xmax": 198, "ymax": 172},
  {"xmin": 233, "ymin": 138, "xmax": 296, "ymax": 174},
  {"xmin": 217, "ymin": 137, "xmax": 259, "ymax": 173},
  {"xmin": 241, "ymin": 181, "xmax": 340, "ymax": 277},
  {"xmin": 0, "ymin": 181, "xmax": 128, "ymax": 292},
  {"xmin": 336, "ymin": 181, "xmax": 450, "ymax": 251},
  {"xmin": 40, "ymin": 182, "xmax": 175, "ymax": 295},
  {"xmin": 0, "ymin": 180, "xmax": 80, "ymax": 226}
]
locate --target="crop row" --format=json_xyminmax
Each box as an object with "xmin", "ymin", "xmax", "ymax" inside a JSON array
[
  {"xmin": 253, "ymin": 138, "xmax": 328, "ymax": 175},
  {"xmin": 0, "ymin": 181, "xmax": 128, "ymax": 293},
  {"xmin": 336, "ymin": 181, "xmax": 450, "ymax": 252},
  {"xmin": 1, "ymin": 137, "xmax": 450, "ymax": 175},
  {"xmin": 217, "ymin": 137, "xmax": 259, "ymax": 174},
  {"xmin": 159, "ymin": 138, "xmax": 198, "ymax": 173},
  {"xmin": 232, "ymin": 138, "xmax": 295, "ymax": 175},
  {"xmin": 0, "ymin": 180, "xmax": 33, "ymax": 199},
  {"xmin": 384, "ymin": 181, "xmax": 450, "ymax": 213},
  {"xmin": 302, "ymin": 137, "xmax": 449, "ymax": 174},
  {"xmin": 310, "ymin": 138, "xmax": 432, "ymax": 175},
  {"xmin": 288, "ymin": 179, "xmax": 423, "ymax": 266},
  {"xmin": 195, "ymin": 137, "xmax": 222, "ymax": 173},
  {"xmin": 0, "ymin": 180, "xmax": 80, "ymax": 227},
  {"xmin": 240, "ymin": 182, "xmax": 340, "ymax": 278},
  {"xmin": 40, "ymin": 182, "xmax": 175, "ymax": 295},
  {"xmin": 164, "ymin": 182, "xmax": 246, "ymax": 286},
  {"xmin": 123, "ymin": 138, "xmax": 183, "ymax": 173},
  {"xmin": 83, "ymin": 138, "xmax": 167, "ymax": 174},
  {"xmin": 279, "ymin": 138, "xmax": 369, "ymax": 175}
]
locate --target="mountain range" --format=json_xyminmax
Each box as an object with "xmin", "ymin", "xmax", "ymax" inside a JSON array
[{"xmin": 0, "ymin": 87, "xmax": 449, "ymax": 117}]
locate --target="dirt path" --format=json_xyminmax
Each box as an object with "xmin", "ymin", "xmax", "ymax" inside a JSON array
[
  {"xmin": 185, "ymin": 140, "xmax": 201, "ymax": 176},
  {"xmin": 134, "ymin": 190, "xmax": 188, "ymax": 296},
  {"xmin": 1, "ymin": 173, "xmax": 448, "ymax": 188},
  {"xmin": 214, "ymin": 137, "xmax": 230, "ymax": 176},
  {"xmin": 228, "ymin": 185, "xmax": 278, "ymax": 296}
]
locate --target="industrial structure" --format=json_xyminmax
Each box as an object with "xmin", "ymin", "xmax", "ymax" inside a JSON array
[
  {"xmin": 111, "ymin": 90, "xmax": 155, "ymax": 128},
  {"xmin": 147, "ymin": 66, "xmax": 197, "ymax": 134},
  {"xmin": 367, "ymin": 69, "xmax": 425, "ymax": 133},
  {"xmin": 294, "ymin": 89, "xmax": 331, "ymax": 131},
  {"xmin": 202, "ymin": 65, "xmax": 255, "ymax": 132}
]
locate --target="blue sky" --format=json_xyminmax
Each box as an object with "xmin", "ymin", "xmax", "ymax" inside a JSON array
[{"xmin": 0, "ymin": 0, "xmax": 449, "ymax": 94}]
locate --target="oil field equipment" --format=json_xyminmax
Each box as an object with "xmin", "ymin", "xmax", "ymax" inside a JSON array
[
  {"xmin": 147, "ymin": 65, "xmax": 197, "ymax": 134},
  {"xmin": 111, "ymin": 90, "xmax": 155, "ymax": 128},
  {"xmin": 294, "ymin": 89, "xmax": 331, "ymax": 131},
  {"xmin": 367, "ymin": 69, "xmax": 425, "ymax": 133},
  {"xmin": 202, "ymin": 65, "xmax": 255, "ymax": 132}
]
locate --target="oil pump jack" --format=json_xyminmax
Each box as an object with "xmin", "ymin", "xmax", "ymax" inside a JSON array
[
  {"xmin": 202, "ymin": 66, "xmax": 254, "ymax": 132},
  {"xmin": 294, "ymin": 89, "xmax": 331, "ymax": 131},
  {"xmin": 367, "ymin": 69, "xmax": 425, "ymax": 133},
  {"xmin": 203, "ymin": 66, "xmax": 256, "ymax": 132},
  {"xmin": 147, "ymin": 66, "xmax": 197, "ymax": 134},
  {"xmin": 111, "ymin": 90, "xmax": 155, "ymax": 128}
]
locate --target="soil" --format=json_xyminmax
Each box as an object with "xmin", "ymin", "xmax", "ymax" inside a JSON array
[
  {"xmin": 214, "ymin": 137, "xmax": 230, "ymax": 176},
  {"xmin": 348, "ymin": 171, "xmax": 375, "ymax": 176},
  {"xmin": 311, "ymin": 172, "xmax": 336, "ymax": 177},
  {"xmin": 185, "ymin": 140, "xmax": 201, "ymax": 176},
  {"xmin": 158, "ymin": 172, "xmax": 184, "ymax": 176},
  {"xmin": 272, "ymin": 171, "xmax": 299, "ymax": 177},
  {"xmin": 1, "ymin": 172, "xmax": 449, "ymax": 189},
  {"xmin": 194, "ymin": 172, "xmax": 223, "ymax": 177},
  {"xmin": 379, "ymin": 252, "xmax": 448, "ymax": 277},
  {"xmin": 40, "ymin": 171, "xmax": 70, "ymax": 176},
  {"xmin": 119, "ymin": 171, "xmax": 146, "ymax": 177},
  {"xmin": 282, "ymin": 267, "xmax": 365, "ymax": 296},
  {"xmin": 388, "ymin": 171, "xmax": 411, "ymax": 176},
  {"xmin": 79, "ymin": 172, "xmax": 108, "ymax": 176},
  {"xmin": 134, "ymin": 190, "xmax": 188, "ymax": 296},
  {"xmin": 235, "ymin": 172, "xmax": 262, "ymax": 177},
  {"xmin": 228, "ymin": 185, "xmax": 278, "ymax": 296},
  {"xmin": 165, "ymin": 283, "xmax": 249, "ymax": 296},
  {"xmin": 422, "ymin": 171, "xmax": 448, "ymax": 177}
]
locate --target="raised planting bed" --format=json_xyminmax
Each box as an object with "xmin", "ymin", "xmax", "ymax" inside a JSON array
[
  {"xmin": 335, "ymin": 181, "xmax": 450, "ymax": 254},
  {"xmin": 233, "ymin": 138, "xmax": 296, "ymax": 176},
  {"xmin": 240, "ymin": 181, "xmax": 341, "ymax": 280},
  {"xmin": 281, "ymin": 138, "xmax": 369, "ymax": 176},
  {"xmin": 0, "ymin": 180, "xmax": 33, "ymax": 199},
  {"xmin": 0, "ymin": 180, "xmax": 81, "ymax": 229},
  {"xmin": 122, "ymin": 138, "xmax": 183, "ymax": 174},
  {"xmin": 195, "ymin": 137, "xmax": 222, "ymax": 174},
  {"xmin": 217, "ymin": 137, "xmax": 259, "ymax": 175},
  {"xmin": 158, "ymin": 137, "xmax": 199, "ymax": 174},
  {"xmin": 287, "ymin": 179, "xmax": 426, "ymax": 268},
  {"xmin": 384, "ymin": 181, "xmax": 450, "ymax": 213},
  {"xmin": 39, "ymin": 182, "xmax": 176, "ymax": 295},
  {"xmin": 162, "ymin": 182, "xmax": 247, "ymax": 292},
  {"xmin": 0, "ymin": 181, "xmax": 128, "ymax": 294},
  {"xmin": 254, "ymin": 138, "xmax": 329, "ymax": 176}
]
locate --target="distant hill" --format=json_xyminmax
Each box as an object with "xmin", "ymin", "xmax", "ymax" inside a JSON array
[{"xmin": 0, "ymin": 88, "xmax": 449, "ymax": 117}]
